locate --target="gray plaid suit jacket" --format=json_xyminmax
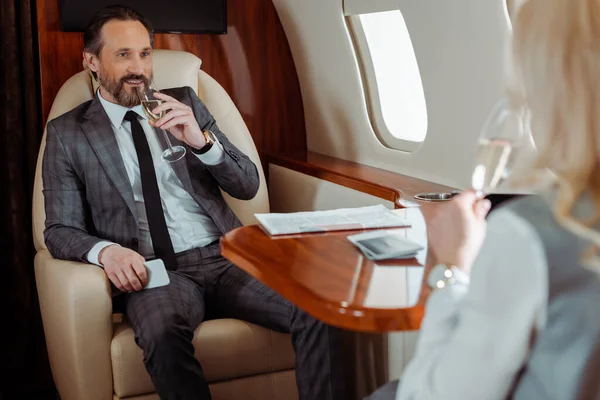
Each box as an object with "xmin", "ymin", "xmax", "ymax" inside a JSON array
[{"xmin": 42, "ymin": 86, "xmax": 259, "ymax": 263}]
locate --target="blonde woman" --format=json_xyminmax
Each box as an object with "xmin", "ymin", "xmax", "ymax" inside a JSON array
[{"xmin": 366, "ymin": 0, "xmax": 600, "ymax": 399}]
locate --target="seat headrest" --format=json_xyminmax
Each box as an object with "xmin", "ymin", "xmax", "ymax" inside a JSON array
[{"xmin": 82, "ymin": 49, "xmax": 203, "ymax": 96}]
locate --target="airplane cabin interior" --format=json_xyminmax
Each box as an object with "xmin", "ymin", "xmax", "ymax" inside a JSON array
[{"xmin": 2, "ymin": 0, "xmax": 599, "ymax": 399}]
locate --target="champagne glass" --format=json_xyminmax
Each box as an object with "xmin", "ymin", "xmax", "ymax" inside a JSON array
[
  {"xmin": 471, "ymin": 98, "xmax": 530, "ymax": 196},
  {"xmin": 137, "ymin": 83, "xmax": 187, "ymax": 163}
]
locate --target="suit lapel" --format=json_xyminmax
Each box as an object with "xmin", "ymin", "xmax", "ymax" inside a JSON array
[{"xmin": 82, "ymin": 96, "xmax": 139, "ymax": 224}]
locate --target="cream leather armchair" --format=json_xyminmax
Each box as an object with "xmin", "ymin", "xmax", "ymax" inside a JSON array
[{"xmin": 33, "ymin": 49, "xmax": 298, "ymax": 400}]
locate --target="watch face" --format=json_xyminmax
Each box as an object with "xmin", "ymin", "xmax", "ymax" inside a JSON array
[{"xmin": 427, "ymin": 264, "xmax": 452, "ymax": 289}]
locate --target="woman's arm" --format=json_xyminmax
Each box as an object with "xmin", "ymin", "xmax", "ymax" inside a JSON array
[{"xmin": 398, "ymin": 210, "xmax": 548, "ymax": 400}]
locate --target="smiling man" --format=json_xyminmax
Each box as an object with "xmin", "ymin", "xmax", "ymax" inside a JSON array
[{"xmin": 41, "ymin": 5, "xmax": 347, "ymax": 400}]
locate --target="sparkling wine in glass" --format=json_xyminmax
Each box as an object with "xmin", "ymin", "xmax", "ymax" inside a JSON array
[
  {"xmin": 137, "ymin": 84, "xmax": 187, "ymax": 163},
  {"xmin": 472, "ymin": 99, "xmax": 529, "ymax": 196}
]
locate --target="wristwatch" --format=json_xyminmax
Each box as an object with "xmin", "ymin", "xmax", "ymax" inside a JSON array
[
  {"xmin": 427, "ymin": 264, "xmax": 461, "ymax": 290},
  {"xmin": 191, "ymin": 130, "xmax": 216, "ymax": 155}
]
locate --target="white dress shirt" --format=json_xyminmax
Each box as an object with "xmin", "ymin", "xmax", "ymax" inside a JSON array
[
  {"xmin": 397, "ymin": 208, "xmax": 548, "ymax": 400},
  {"xmin": 87, "ymin": 91, "xmax": 224, "ymax": 265}
]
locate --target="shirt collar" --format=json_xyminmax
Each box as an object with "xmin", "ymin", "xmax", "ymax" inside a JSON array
[{"xmin": 97, "ymin": 89, "xmax": 147, "ymax": 129}]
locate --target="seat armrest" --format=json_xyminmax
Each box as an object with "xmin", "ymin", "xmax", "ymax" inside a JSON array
[{"xmin": 34, "ymin": 249, "xmax": 114, "ymax": 400}]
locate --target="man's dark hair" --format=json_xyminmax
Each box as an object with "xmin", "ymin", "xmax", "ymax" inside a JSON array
[{"xmin": 83, "ymin": 5, "xmax": 155, "ymax": 56}]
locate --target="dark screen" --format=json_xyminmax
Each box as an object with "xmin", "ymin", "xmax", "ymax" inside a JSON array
[{"xmin": 59, "ymin": 0, "xmax": 227, "ymax": 34}]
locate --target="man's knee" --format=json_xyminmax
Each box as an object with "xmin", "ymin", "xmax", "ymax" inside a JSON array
[
  {"xmin": 291, "ymin": 307, "xmax": 321, "ymax": 329},
  {"xmin": 291, "ymin": 307, "xmax": 342, "ymax": 339},
  {"xmin": 133, "ymin": 312, "xmax": 195, "ymax": 355}
]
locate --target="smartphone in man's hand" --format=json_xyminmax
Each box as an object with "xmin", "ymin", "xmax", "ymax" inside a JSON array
[{"xmin": 144, "ymin": 259, "xmax": 170, "ymax": 289}]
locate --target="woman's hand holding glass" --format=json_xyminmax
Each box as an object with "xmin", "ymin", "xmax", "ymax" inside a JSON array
[
  {"xmin": 422, "ymin": 191, "xmax": 491, "ymax": 276},
  {"xmin": 423, "ymin": 98, "xmax": 530, "ymax": 274}
]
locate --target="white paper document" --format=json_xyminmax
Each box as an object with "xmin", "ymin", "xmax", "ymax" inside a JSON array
[{"xmin": 255, "ymin": 204, "xmax": 410, "ymax": 236}]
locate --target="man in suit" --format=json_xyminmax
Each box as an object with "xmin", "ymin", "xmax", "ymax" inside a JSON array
[{"xmin": 42, "ymin": 5, "xmax": 347, "ymax": 400}]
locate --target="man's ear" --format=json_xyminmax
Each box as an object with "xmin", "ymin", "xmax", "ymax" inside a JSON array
[{"xmin": 83, "ymin": 52, "xmax": 99, "ymax": 80}]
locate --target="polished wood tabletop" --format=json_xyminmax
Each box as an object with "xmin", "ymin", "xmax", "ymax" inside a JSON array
[{"xmin": 221, "ymin": 208, "xmax": 429, "ymax": 332}]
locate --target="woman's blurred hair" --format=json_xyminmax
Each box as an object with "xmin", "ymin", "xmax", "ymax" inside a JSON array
[{"xmin": 513, "ymin": 0, "xmax": 600, "ymax": 268}]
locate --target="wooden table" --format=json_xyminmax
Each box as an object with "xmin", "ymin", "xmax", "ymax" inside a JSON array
[{"xmin": 221, "ymin": 208, "xmax": 429, "ymax": 332}]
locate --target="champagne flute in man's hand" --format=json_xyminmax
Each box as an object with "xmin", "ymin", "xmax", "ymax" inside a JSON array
[
  {"xmin": 471, "ymin": 98, "xmax": 530, "ymax": 196},
  {"xmin": 136, "ymin": 83, "xmax": 187, "ymax": 163}
]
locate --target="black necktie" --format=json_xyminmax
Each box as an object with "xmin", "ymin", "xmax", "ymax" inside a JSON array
[{"xmin": 124, "ymin": 111, "xmax": 178, "ymax": 270}]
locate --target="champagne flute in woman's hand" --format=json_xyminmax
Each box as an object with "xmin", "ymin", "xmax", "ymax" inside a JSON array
[
  {"xmin": 472, "ymin": 98, "xmax": 530, "ymax": 197},
  {"xmin": 136, "ymin": 83, "xmax": 187, "ymax": 163}
]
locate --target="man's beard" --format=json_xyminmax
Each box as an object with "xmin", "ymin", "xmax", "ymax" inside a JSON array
[{"xmin": 98, "ymin": 68, "xmax": 151, "ymax": 108}]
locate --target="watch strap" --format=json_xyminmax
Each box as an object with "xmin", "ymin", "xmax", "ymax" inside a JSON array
[{"xmin": 191, "ymin": 130, "xmax": 216, "ymax": 155}]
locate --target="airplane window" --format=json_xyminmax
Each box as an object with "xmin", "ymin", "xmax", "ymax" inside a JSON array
[{"xmin": 348, "ymin": 10, "xmax": 428, "ymax": 150}]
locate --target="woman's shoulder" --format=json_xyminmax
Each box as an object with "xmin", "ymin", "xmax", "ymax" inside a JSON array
[
  {"xmin": 487, "ymin": 203, "xmax": 545, "ymax": 246},
  {"xmin": 472, "ymin": 198, "xmax": 549, "ymax": 300},
  {"xmin": 486, "ymin": 195, "xmax": 552, "ymax": 245}
]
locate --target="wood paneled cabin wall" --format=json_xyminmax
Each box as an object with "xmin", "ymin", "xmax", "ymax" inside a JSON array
[{"xmin": 36, "ymin": 0, "xmax": 307, "ymax": 158}]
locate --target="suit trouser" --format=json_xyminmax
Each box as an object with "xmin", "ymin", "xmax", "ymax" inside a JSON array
[{"xmin": 124, "ymin": 242, "xmax": 348, "ymax": 400}]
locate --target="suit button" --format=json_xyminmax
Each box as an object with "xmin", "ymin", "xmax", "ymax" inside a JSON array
[
  {"xmin": 228, "ymin": 150, "xmax": 239, "ymax": 161},
  {"xmin": 131, "ymin": 238, "xmax": 139, "ymax": 247}
]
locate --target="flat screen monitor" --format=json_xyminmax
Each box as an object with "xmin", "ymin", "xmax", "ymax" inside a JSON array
[{"xmin": 59, "ymin": 0, "xmax": 227, "ymax": 34}]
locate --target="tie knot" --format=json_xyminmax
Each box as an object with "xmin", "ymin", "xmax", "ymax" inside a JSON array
[{"xmin": 123, "ymin": 111, "xmax": 139, "ymax": 124}]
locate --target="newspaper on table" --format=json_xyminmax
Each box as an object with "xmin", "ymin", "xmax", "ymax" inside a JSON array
[{"xmin": 254, "ymin": 204, "xmax": 410, "ymax": 236}]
